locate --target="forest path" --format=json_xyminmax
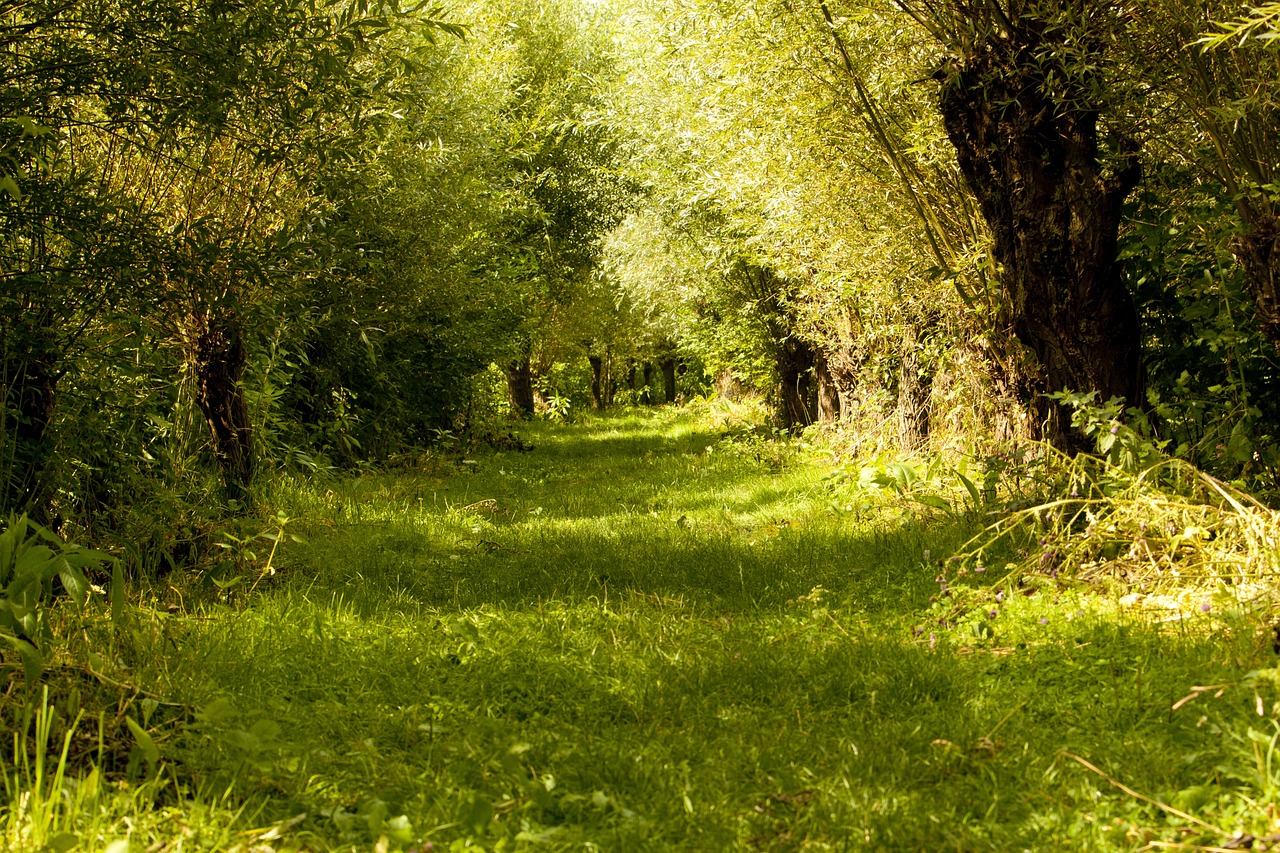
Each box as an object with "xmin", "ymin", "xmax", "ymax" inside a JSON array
[{"xmin": 162, "ymin": 408, "xmax": 1263, "ymax": 850}]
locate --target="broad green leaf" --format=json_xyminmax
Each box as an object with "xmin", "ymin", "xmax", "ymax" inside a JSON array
[
  {"xmin": 913, "ymin": 494, "xmax": 952, "ymax": 512},
  {"xmin": 126, "ymin": 716, "xmax": 160, "ymax": 770}
]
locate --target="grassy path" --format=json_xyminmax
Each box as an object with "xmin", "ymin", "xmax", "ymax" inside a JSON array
[{"xmin": 35, "ymin": 408, "xmax": 1279, "ymax": 850}]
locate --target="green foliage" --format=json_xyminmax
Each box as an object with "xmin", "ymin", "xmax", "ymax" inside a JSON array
[{"xmin": 0, "ymin": 515, "xmax": 111, "ymax": 683}]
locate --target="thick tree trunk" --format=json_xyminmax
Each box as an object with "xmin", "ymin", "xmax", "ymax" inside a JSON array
[
  {"xmin": 777, "ymin": 337, "xmax": 818, "ymax": 431},
  {"xmin": 192, "ymin": 312, "xmax": 253, "ymax": 498},
  {"xmin": 660, "ymin": 357, "xmax": 677, "ymax": 405},
  {"xmin": 588, "ymin": 354, "xmax": 605, "ymax": 410},
  {"xmin": 1235, "ymin": 215, "xmax": 1280, "ymax": 352},
  {"xmin": 936, "ymin": 15, "xmax": 1143, "ymax": 448},
  {"xmin": 815, "ymin": 353, "xmax": 840, "ymax": 423},
  {"xmin": 506, "ymin": 356, "xmax": 535, "ymax": 419},
  {"xmin": 641, "ymin": 363, "xmax": 655, "ymax": 404}
]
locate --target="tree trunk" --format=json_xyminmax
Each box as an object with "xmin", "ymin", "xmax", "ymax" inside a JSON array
[
  {"xmin": 660, "ymin": 357, "xmax": 677, "ymax": 405},
  {"xmin": 935, "ymin": 11, "xmax": 1143, "ymax": 448},
  {"xmin": 589, "ymin": 354, "xmax": 605, "ymax": 410},
  {"xmin": 815, "ymin": 353, "xmax": 841, "ymax": 423},
  {"xmin": 777, "ymin": 337, "xmax": 818, "ymax": 431},
  {"xmin": 506, "ymin": 356, "xmax": 535, "ymax": 419},
  {"xmin": 1234, "ymin": 215, "xmax": 1280, "ymax": 353},
  {"xmin": 192, "ymin": 312, "xmax": 253, "ymax": 498},
  {"xmin": 641, "ymin": 363, "xmax": 655, "ymax": 405},
  {"xmin": 897, "ymin": 327, "xmax": 932, "ymax": 454}
]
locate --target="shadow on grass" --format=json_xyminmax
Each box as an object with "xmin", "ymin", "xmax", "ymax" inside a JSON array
[{"xmin": 290, "ymin": 406, "xmax": 980, "ymax": 615}]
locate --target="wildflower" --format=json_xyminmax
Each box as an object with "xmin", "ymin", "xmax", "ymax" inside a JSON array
[
  {"xmin": 995, "ymin": 590, "xmax": 1005, "ymax": 603},
  {"xmin": 1200, "ymin": 603, "xmax": 1211, "ymax": 613},
  {"xmin": 988, "ymin": 609, "xmax": 998, "ymax": 618},
  {"xmin": 1109, "ymin": 425, "xmax": 1119, "ymax": 435},
  {"xmin": 1039, "ymin": 617, "xmax": 1047, "ymax": 625},
  {"xmin": 974, "ymin": 564, "xmax": 986, "ymax": 573}
]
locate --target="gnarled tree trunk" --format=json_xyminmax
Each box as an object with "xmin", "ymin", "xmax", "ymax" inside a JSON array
[
  {"xmin": 1235, "ymin": 216, "xmax": 1280, "ymax": 352},
  {"xmin": 506, "ymin": 355, "xmax": 535, "ymax": 419},
  {"xmin": 589, "ymin": 354, "xmax": 605, "ymax": 410},
  {"xmin": 934, "ymin": 5, "xmax": 1143, "ymax": 448},
  {"xmin": 192, "ymin": 311, "xmax": 253, "ymax": 498}
]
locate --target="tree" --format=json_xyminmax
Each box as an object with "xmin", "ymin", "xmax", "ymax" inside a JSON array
[{"xmin": 897, "ymin": 0, "xmax": 1145, "ymax": 447}]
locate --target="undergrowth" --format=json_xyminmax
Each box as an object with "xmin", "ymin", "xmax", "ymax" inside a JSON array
[{"xmin": 3, "ymin": 402, "xmax": 1280, "ymax": 851}]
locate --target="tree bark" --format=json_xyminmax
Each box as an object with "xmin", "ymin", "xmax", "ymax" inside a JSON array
[
  {"xmin": 506, "ymin": 356, "xmax": 535, "ymax": 419},
  {"xmin": 1234, "ymin": 215, "xmax": 1280, "ymax": 353},
  {"xmin": 588, "ymin": 354, "xmax": 605, "ymax": 410},
  {"xmin": 815, "ymin": 353, "xmax": 840, "ymax": 423},
  {"xmin": 660, "ymin": 357, "xmax": 677, "ymax": 404},
  {"xmin": 897, "ymin": 326, "xmax": 932, "ymax": 453},
  {"xmin": 777, "ymin": 337, "xmax": 818, "ymax": 431},
  {"xmin": 935, "ymin": 9, "xmax": 1143, "ymax": 448},
  {"xmin": 192, "ymin": 311, "xmax": 254, "ymax": 498}
]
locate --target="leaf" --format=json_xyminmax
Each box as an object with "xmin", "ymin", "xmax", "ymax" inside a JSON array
[
  {"xmin": 913, "ymin": 494, "xmax": 952, "ymax": 512},
  {"xmin": 56, "ymin": 556, "xmax": 91, "ymax": 607},
  {"xmin": 46, "ymin": 833, "xmax": 79, "ymax": 853},
  {"xmin": 126, "ymin": 716, "xmax": 160, "ymax": 770},
  {"xmin": 460, "ymin": 794, "xmax": 492, "ymax": 835},
  {"xmin": 4, "ymin": 634, "xmax": 44, "ymax": 682},
  {"xmin": 0, "ymin": 175, "xmax": 20, "ymax": 201},
  {"xmin": 957, "ymin": 471, "xmax": 981, "ymax": 507}
]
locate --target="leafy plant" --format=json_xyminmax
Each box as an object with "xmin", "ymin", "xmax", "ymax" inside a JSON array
[{"xmin": 0, "ymin": 515, "xmax": 112, "ymax": 682}]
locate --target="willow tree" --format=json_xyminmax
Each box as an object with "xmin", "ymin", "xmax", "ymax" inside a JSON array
[
  {"xmin": 899, "ymin": 0, "xmax": 1144, "ymax": 446},
  {"xmin": 1127, "ymin": 2, "xmax": 1280, "ymax": 359}
]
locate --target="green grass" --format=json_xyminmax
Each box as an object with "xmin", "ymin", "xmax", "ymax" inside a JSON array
[{"xmin": 6, "ymin": 405, "xmax": 1280, "ymax": 850}]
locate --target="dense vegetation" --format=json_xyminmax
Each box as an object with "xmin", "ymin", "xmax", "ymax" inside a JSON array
[{"xmin": 6, "ymin": 0, "xmax": 1280, "ymax": 849}]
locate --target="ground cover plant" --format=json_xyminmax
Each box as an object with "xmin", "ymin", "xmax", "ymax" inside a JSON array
[{"xmin": 5, "ymin": 403, "xmax": 1280, "ymax": 851}]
